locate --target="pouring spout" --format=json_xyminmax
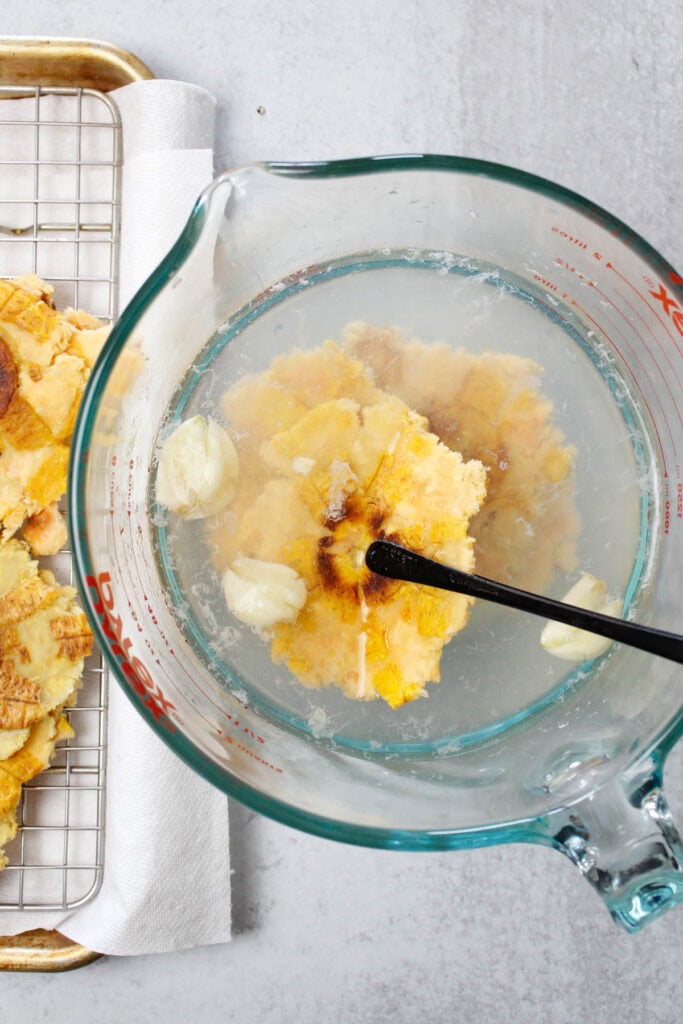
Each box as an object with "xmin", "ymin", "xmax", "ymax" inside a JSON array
[{"xmin": 540, "ymin": 755, "xmax": 683, "ymax": 932}]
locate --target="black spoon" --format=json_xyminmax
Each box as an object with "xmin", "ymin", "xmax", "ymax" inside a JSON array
[{"xmin": 365, "ymin": 539, "xmax": 683, "ymax": 665}]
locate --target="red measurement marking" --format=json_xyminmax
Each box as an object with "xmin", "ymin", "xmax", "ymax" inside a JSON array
[
  {"xmin": 650, "ymin": 283, "xmax": 678, "ymax": 317},
  {"xmin": 589, "ymin": 281, "xmax": 682, "ymax": 431},
  {"xmin": 120, "ymin": 512, "xmax": 201, "ymax": 720},
  {"xmin": 533, "ymin": 274, "xmax": 559, "ymax": 292},
  {"xmin": 235, "ymin": 742, "xmax": 283, "ymax": 774},
  {"xmin": 109, "ymin": 461, "xmax": 116, "ymax": 519},
  {"xmin": 608, "ymin": 283, "xmax": 683, "ymax": 396},
  {"xmin": 108, "ymin": 505, "xmax": 197, "ymax": 723},
  {"xmin": 217, "ymin": 729, "xmax": 281, "ymax": 773},
  {"xmin": 126, "ymin": 458, "xmax": 135, "ymax": 510},
  {"xmin": 607, "ymin": 262, "xmax": 683, "ymax": 358},
  {"xmin": 553, "ymin": 257, "xmax": 595, "ymax": 286},
  {"xmin": 551, "ymin": 226, "xmax": 589, "ymax": 250},
  {"xmin": 103, "ymin": 468, "xmax": 265, "ymax": 748},
  {"xmin": 222, "ymin": 710, "xmax": 266, "ymax": 745},
  {"xmin": 120, "ymin": 471, "xmax": 274, "ymax": 742},
  {"xmin": 86, "ymin": 571, "xmax": 177, "ymax": 732},
  {"xmin": 649, "ymin": 283, "xmax": 683, "ymax": 340},
  {"xmin": 570, "ymin": 297, "xmax": 669, "ymax": 473},
  {"xmin": 107, "ymin": 466, "xmax": 280, "ymax": 765}
]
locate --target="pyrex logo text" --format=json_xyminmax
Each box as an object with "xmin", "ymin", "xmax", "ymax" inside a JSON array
[{"xmin": 649, "ymin": 273, "xmax": 683, "ymax": 336}]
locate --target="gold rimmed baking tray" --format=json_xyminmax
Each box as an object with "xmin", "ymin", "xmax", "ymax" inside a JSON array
[{"xmin": 0, "ymin": 36, "xmax": 153, "ymax": 972}]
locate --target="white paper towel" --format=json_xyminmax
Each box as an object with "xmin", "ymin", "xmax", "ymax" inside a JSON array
[{"xmin": 0, "ymin": 80, "xmax": 232, "ymax": 955}]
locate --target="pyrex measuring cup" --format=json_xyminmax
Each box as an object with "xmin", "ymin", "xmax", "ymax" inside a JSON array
[{"xmin": 70, "ymin": 156, "xmax": 683, "ymax": 931}]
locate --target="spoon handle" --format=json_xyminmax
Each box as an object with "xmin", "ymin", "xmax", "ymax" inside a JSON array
[{"xmin": 366, "ymin": 540, "xmax": 683, "ymax": 665}]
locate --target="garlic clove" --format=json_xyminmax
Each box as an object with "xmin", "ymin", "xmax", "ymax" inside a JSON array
[
  {"xmin": 223, "ymin": 555, "xmax": 307, "ymax": 630},
  {"xmin": 558, "ymin": 573, "xmax": 607, "ymax": 612},
  {"xmin": 156, "ymin": 415, "xmax": 238, "ymax": 519},
  {"xmin": 540, "ymin": 574, "xmax": 622, "ymax": 661}
]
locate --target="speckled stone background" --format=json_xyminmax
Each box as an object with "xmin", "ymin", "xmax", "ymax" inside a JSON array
[{"xmin": 3, "ymin": 2, "xmax": 682, "ymax": 1020}]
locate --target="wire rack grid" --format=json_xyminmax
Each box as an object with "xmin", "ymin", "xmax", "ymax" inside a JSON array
[{"xmin": 0, "ymin": 84, "xmax": 121, "ymax": 911}]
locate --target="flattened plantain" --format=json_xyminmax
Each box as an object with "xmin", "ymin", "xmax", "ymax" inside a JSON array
[
  {"xmin": 0, "ymin": 276, "xmax": 109, "ymax": 551},
  {"xmin": 214, "ymin": 343, "xmax": 487, "ymax": 708}
]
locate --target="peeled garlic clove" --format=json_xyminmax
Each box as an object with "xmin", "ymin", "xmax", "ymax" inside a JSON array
[
  {"xmin": 156, "ymin": 415, "xmax": 238, "ymax": 519},
  {"xmin": 540, "ymin": 573, "xmax": 622, "ymax": 661},
  {"xmin": 223, "ymin": 555, "xmax": 307, "ymax": 630},
  {"xmin": 559, "ymin": 573, "xmax": 608, "ymax": 611}
]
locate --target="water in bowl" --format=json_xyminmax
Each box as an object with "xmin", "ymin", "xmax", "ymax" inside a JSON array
[{"xmin": 151, "ymin": 253, "xmax": 656, "ymax": 755}]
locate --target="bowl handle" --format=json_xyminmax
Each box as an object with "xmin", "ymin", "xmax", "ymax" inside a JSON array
[{"xmin": 540, "ymin": 753, "xmax": 683, "ymax": 931}]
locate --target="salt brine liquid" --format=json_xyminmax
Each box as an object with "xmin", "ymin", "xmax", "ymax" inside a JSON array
[{"xmin": 151, "ymin": 255, "xmax": 655, "ymax": 754}]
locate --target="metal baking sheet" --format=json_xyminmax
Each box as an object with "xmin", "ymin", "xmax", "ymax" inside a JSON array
[{"xmin": 0, "ymin": 37, "xmax": 153, "ymax": 971}]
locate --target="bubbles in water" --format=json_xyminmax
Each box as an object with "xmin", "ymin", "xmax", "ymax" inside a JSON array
[{"xmin": 307, "ymin": 706, "xmax": 333, "ymax": 739}]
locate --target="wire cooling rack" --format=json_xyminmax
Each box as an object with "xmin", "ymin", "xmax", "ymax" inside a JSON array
[{"xmin": 0, "ymin": 85, "xmax": 121, "ymax": 911}]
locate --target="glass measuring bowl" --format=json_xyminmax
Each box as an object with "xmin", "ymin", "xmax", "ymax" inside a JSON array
[{"xmin": 70, "ymin": 156, "xmax": 683, "ymax": 931}]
